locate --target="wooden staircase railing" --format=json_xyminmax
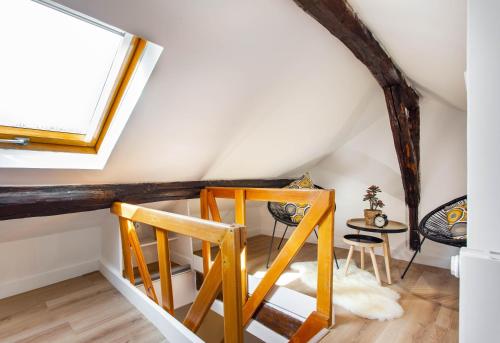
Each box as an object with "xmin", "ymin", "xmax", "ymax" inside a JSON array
[
  {"xmin": 111, "ymin": 186, "xmax": 335, "ymax": 342},
  {"xmin": 111, "ymin": 202, "xmax": 244, "ymax": 342},
  {"xmin": 202, "ymin": 187, "xmax": 335, "ymax": 342}
]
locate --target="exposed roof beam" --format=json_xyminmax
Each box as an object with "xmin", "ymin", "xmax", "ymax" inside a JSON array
[
  {"xmin": 294, "ymin": 0, "xmax": 418, "ymax": 106},
  {"xmin": 294, "ymin": 0, "xmax": 421, "ymax": 249},
  {"xmin": 0, "ymin": 179, "xmax": 293, "ymax": 221}
]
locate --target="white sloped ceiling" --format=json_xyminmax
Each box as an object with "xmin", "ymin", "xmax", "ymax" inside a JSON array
[
  {"xmin": 0, "ymin": 0, "xmax": 465, "ymax": 185},
  {"xmin": 349, "ymin": 0, "xmax": 466, "ymax": 110}
]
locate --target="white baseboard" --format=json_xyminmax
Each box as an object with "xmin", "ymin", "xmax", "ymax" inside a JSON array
[
  {"xmin": 99, "ymin": 261, "xmax": 202, "ymax": 343},
  {"xmin": 258, "ymin": 232, "xmax": 453, "ymax": 270},
  {"xmin": 333, "ymin": 238, "xmax": 452, "ymax": 269},
  {"xmin": 0, "ymin": 259, "xmax": 99, "ymax": 300}
]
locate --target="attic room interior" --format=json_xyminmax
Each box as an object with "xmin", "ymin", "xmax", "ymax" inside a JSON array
[{"xmin": 0, "ymin": 0, "xmax": 498, "ymax": 342}]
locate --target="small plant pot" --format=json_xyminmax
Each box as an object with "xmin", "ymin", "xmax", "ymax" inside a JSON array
[{"xmin": 364, "ymin": 209, "xmax": 382, "ymax": 225}]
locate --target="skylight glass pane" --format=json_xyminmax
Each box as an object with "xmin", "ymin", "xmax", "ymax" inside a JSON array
[{"xmin": 0, "ymin": 0, "xmax": 125, "ymax": 134}]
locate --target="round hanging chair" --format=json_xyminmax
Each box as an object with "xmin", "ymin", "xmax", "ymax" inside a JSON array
[{"xmin": 401, "ymin": 195, "xmax": 467, "ymax": 278}]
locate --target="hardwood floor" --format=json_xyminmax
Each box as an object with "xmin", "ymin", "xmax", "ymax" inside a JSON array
[
  {"xmin": 245, "ymin": 234, "xmax": 459, "ymax": 343},
  {"xmin": 2, "ymin": 235, "xmax": 458, "ymax": 343},
  {"xmin": 0, "ymin": 272, "xmax": 165, "ymax": 343}
]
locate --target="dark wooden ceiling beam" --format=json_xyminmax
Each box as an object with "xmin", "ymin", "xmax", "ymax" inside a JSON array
[
  {"xmin": 0, "ymin": 178, "xmax": 293, "ymax": 221},
  {"xmin": 294, "ymin": 0, "xmax": 421, "ymax": 249}
]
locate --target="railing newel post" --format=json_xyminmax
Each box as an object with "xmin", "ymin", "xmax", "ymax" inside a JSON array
[
  {"xmin": 234, "ymin": 189, "xmax": 248, "ymax": 305},
  {"xmin": 316, "ymin": 190, "xmax": 335, "ymax": 327},
  {"xmin": 221, "ymin": 226, "xmax": 244, "ymax": 343}
]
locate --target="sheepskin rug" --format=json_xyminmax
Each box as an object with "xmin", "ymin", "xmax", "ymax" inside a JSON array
[{"xmin": 290, "ymin": 259, "xmax": 404, "ymax": 321}]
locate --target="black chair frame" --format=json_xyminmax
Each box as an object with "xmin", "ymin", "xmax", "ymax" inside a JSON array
[
  {"xmin": 266, "ymin": 186, "xmax": 339, "ymax": 269},
  {"xmin": 401, "ymin": 195, "xmax": 467, "ymax": 278}
]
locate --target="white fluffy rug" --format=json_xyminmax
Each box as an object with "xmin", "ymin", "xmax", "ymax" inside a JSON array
[{"xmin": 290, "ymin": 259, "xmax": 404, "ymax": 321}]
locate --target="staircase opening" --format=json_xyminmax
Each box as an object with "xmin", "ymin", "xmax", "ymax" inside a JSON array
[{"xmin": 111, "ymin": 186, "xmax": 336, "ymax": 342}]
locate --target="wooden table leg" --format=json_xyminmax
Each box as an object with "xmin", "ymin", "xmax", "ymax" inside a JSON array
[
  {"xmin": 344, "ymin": 246, "xmax": 354, "ymax": 276},
  {"xmin": 368, "ymin": 247, "xmax": 381, "ymax": 285},
  {"xmin": 360, "ymin": 247, "xmax": 365, "ymax": 270},
  {"xmin": 381, "ymin": 233, "xmax": 392, "ymax": 284}
]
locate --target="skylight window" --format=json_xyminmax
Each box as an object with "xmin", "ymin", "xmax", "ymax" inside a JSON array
[{"xmin": 0, "ymin": 0, "xmax": 146, "ymax": 153}]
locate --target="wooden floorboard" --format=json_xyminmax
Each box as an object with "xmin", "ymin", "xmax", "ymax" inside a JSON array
[
  {"xmin": 0, "ymin": 272, "xmax": 165, "ymax": 343},
  {"xmin": 246, "ymin": 235, "xmax": 459, "ymax": 343},
  {"xmin": 3, "ymin": 234, "xmax": 458, "ymax": 343},
  {"xmin": 196, "ymin": 235, "xmax": 459, "ymax": 342}
]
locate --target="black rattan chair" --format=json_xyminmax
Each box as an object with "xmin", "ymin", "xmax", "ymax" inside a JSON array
[
  {"xmin": 266, "ymin": 187, "xmax": 339, "ymax": 269},
  {"xmin": 401, "ymin": 195, "xmax": 467, "ymax": 278}
]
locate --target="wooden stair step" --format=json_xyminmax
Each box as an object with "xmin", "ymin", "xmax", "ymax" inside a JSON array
[{"xmin": 123, "ymin": 262, "xmax": 191, "ymax": 286}]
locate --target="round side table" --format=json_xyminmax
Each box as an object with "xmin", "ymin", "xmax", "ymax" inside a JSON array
[{"xmin": 346, "ymin": 218, "xmax": 408, "ymax": 284}]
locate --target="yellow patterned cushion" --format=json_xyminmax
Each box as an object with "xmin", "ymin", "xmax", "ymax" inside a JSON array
[
  {"xmin": 280, "ymin": 173, "xmax": 315, "ymax": 224},
  {"xmin": 446, "ymin": 202, "xmax": 467, "ymax": 239}
]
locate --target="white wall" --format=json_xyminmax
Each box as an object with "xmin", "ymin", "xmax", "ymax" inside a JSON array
[
  {"xmin": 0, "ymin": 209, "xmax": 115, "ymax": 299},
  {"xmin": 0, "ymin": 199, "xmax": 190, "ymax": 299},
  {"xmin": 466, "ymin": 0, "xmax": 500, "ymax": 252},
  {"xmin": 255, "ymin": 90, "xmax": 466, "ymax": 268},
  {"xmin": 239, "ymin": 99, "xmax": 466, "ymax": 268},
  {"xmin": 0, "ymin": 225, "xmax": 101, "ymax": 299},
  {"xmin": 312, "ymin": 91, "xmax": 465, "ymax": 268},
  {"xmin": 459, "ymin": 1, "xmax": 500, "ymax": 342}
]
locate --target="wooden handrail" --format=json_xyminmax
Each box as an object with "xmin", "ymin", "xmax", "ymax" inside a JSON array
[
  {"xmin": 202, "ymin": 187, "xmax": 335, "ymax": 341},
  {"xmin": 206, "ymin": 186, "xmax": 322, "ymax": 203},
  {"xmin": 112, "ymin": 186, "xmax": 335, "ymax": 343},
  {"xmin": 112, "ymin": 201, "xmax": 244, "ymax": 343},
  {"xmin": 242, "ymin": 191, "xmax": 331, "ymax": 322},
  {"xmin": 111, "ymin": 202, "xmax": 230, "ymax": 244}
]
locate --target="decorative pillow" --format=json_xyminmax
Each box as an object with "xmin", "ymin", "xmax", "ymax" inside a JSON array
[
  {"xmin": 445, "ymin": 202, "xmax": 467, "ymax": 239},
  {"xmin": 279, "ymin": 173, "xmax": 315, "ymax": 224}
]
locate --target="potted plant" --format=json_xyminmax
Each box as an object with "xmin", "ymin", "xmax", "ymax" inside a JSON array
[{"xmin": 363, "ymin": 185, "xmax": 385, "ymax": 225}]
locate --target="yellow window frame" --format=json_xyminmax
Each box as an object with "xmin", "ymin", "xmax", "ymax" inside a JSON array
[{"xmin": 0, "ymin": 36, "xmax": 147, "ymax": 154}]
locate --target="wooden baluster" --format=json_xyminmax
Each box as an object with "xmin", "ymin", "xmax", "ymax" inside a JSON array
[
  {"xmin": 207, "ymin": 190, "xmax": 222, "ymax": 222},
  {"xmin": 289, "ymin": 311, "xmax": 329, "ymax": 342},
  {"xmin": 221, "ymin": 226, "xmax": 244, "ymax": 343},
  {"xmin": 316, "ymin": 191, "xmax": 335, "ymax": 327},
  {"xmin": 242, "ymin": 191, "xmax": 330, "ymax": 325},
  {"xmin": 206, "ymin": 191, "xmax": 222, "ymax": 274},
  {"xmin": 156, "ymin": 228, "xmax": 174, "ymax": 315},
  {"xmin": 183, "ymin": 253, "xmax": 222, "ymax": 331},
  {"xmin": 234, "ymin": 189, "xmax": 247, "ymax": 305},
  {"xmin": 200, "ymin": 189, "xmax": 211, "ymax": 276},
  {"xmin": 111, "ymin": 188, "xmax": 336, "ymax": 341},
  {"xmin": 126, "ymin": 220, "xmax": 158, "ymax": 304},
  {"xmin": 118, "ymin": 217, "xmax": 135, "ymax": 284}
]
